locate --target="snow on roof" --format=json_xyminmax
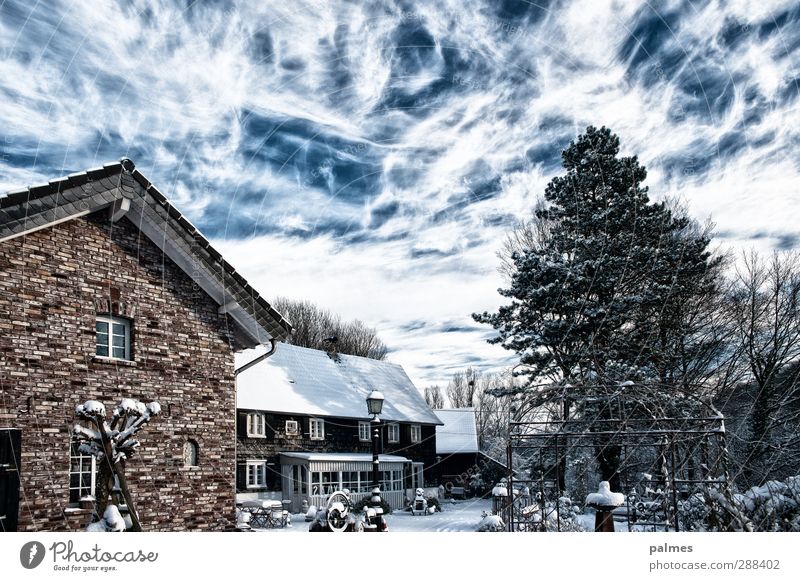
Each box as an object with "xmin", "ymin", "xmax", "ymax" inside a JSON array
[
  {"xmin": 435, "ymin": 408, "xmax": 479, "ymax": 454},
  {"xmin": 236, "ymin": 343, "xmax": 442, "ymax": 425},
  {"xmin": 281, "ymin": 452, "xmax": 410, "ymax": 463}
]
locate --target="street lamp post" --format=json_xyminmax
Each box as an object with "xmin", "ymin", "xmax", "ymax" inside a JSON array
[{"xmin": 366, "ymin": 390, "xmax": 385, "ymax": 532}]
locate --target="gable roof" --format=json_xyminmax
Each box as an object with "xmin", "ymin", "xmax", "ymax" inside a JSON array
[
  {"xmin": 434, "ymin": 408, "xmax": 479, "ymax": 454},
  {"xmin": 0, "ymin": 159, "xmax": 291, "ymax": 346},
  {"xmin": 236, "ymin": 343, "xmax": 442, "ymax": 425}
]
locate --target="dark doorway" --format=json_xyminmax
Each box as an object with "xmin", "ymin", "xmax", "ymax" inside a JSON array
[{"xmin": 0, "ymin": 429, "xmax": 21, "ymax": 532}]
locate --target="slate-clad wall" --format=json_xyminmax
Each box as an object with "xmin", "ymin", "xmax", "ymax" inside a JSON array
[
  {"xmin": 236, "ymin": 411, "xmax": 438, "ymax": 491},
  {"xmin": 0, "ymin": 213, "xmax": 243, "ymax": 531}
]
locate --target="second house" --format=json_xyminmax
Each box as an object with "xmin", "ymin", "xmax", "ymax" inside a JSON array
[{"xmin": 235, "ymin": 343, "xmax": 442, "ymax": 510}]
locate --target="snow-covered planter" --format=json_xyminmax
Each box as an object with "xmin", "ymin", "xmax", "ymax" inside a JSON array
[{"xmin": 586, "ymin": 481, "xmax": 625, "ymax": 508}]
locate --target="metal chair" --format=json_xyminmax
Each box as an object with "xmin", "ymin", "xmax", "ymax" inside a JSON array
[{"xmin": 269, "ymin": 504, "xmax": 286, "ymax": 528}]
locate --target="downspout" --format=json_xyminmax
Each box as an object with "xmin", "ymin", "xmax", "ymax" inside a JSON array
[{"xmin": 235, "ymin": 338, "xmax": 278, "ymax": 375}]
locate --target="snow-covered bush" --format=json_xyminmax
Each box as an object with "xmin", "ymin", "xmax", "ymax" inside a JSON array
[
  {"xmin": 477, "ymin": 513, "xmax": 505, "ymax": 532},
  {"xmin": 516, "ymin": 497, "xmax": 585, "ymax": 531},
  {"xmin": 679, "ymin": 476, "xmax": 800, "ymax": 532},
  {"xmin": 353, "ymin": 496, "xmax": 392, "ymax": 515}
]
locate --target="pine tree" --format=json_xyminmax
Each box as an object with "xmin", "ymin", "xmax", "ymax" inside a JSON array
[{"xmin": 474, "ymin": 126, "xmax": 725, "ymax": 488}]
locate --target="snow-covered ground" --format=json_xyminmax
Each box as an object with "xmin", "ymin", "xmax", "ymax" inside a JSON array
[{"xmin": 249, "ymin": 498, "xmax": 494, "ymax": 533}]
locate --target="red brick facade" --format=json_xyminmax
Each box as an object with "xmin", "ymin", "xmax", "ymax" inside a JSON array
[{"xmin": 0, "ymin": 212, "xmax": 245, "ymax": 531}]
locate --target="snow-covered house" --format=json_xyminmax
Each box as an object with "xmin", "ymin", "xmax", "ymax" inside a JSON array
[
  {"xmin": 235, "ymin": 343, "xmax": 442, "ymax": 510},
  {"xmin": 433, "ymin": 408, "xmax": 507, "ymax": 491},
  {"xmin": 0, "ymin": 159, "xmax": 291, "ymax": 531}
]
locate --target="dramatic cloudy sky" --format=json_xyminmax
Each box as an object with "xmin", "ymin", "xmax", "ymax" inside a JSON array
[{"xmin": 1, "ymin": 0, "xmax": 798, "ymax": 387}]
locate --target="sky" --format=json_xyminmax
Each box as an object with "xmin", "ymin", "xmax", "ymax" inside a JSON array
[{"xmin": 0, "ymin": 0, "xmax": 798, "ymax": 388}]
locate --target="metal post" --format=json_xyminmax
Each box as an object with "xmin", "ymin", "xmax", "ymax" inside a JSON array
[
  {"xmin": 670, "ymin": 437, "xmax": 680, "ymax": 532},
  {"xmin": 371, "ymin": 417, "xmax": 383, "ymax": 531}
]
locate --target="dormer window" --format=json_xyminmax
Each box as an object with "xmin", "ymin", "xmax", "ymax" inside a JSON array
[{"xmin": 95, "ymin": 316, "xmax": 131, "ymax": 360}]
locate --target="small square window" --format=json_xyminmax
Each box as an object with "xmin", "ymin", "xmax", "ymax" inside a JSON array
[
  {"xmin": 96, "ymin": 316, "xmax": 131, "ymax": 360},
  {"xmin": 358, "ymin": 421, "xmax": 371, "ymax": 442},
  {"xmin": 387, "ymin": 423, "xmax": 399, "ymax": 443},
  {"xmin": 285, "ymin": 420, "xmax": 299, "ymax": 436},
  {"xmin": 310, "ymin": 418, "xmax": 325, "ymax": 440}
]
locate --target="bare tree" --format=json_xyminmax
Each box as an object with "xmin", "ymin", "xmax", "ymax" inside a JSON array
[
  {"xmin": 446, "ymin": 367, "xmax": 479, "ymax": 408},
  {"xmin": 726, "ymin": 251, "xmax": 800, "ymax": 485},
  {"xmin": 425, "ymin": 385, "xmax": 445, "ymax": 409},
  {"xmin": 473, "ymin": 371, "xmax": 515, "ymax": 460},
  {"xmin": 272, "ymin": 297, "xmax": 388, "ymax": 360},
  {"xmin": 497, "ymin": 199, "xmax": 552, "ymax": 284}
]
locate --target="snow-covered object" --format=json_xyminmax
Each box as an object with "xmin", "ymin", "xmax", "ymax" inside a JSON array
[
  {"xmin": 236, "ymin": 509, "xmax": 252, "ymax": 526},
  {"xmin": 86, "ymin": 505, "xmax": 125, "ymax": 532},
  {"xmin": 477, "ymin": 514, "xmax": 505, "ymax": 532},
  {"xmin": 74, "ymin": 398, "xmax": 161, "ymax": 465},
  {"xmin": 236, "ymin": 343, "xmax": 440, "ymax": 424},
  {"xmin": 282, "ymin": 451, "xmax": 409, "ymax": 463},
  {"xmin": 305, "ymin": 505, "xmax": 318, "ymax": 522},
  {"xmin": 78, "ymin": 400, "xmax": 106, "ymax": 417},
  {"xmin": 492, "ymin": 484, "xmax": 508, "ymax": 497},
  {"xmin": 434, "ymin": 408, "xmax": 479, "ymax": 454},
  {"xmin": 586, "ymin": 481, "xmax": 625, "ymax": 507}
]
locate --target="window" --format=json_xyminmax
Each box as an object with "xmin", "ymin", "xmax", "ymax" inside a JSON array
[
  {"xmin": 387, "ymin": 423, "xmax": 399, "ymax": 443},
  {"xmin": 285, "ymin": 420, "xmax": 299, "ymax": 436},
  {"xmin": 183, "ymin": 440, "xmax": 199, "ymax": 467},
  {"xmin": 247, "ymin": 412, "xmax": 265, "ymax": 437},
  {"xmin": 246, "ymin": 460, "xmax": 266, "ymax": 488},
  {"xmin": 342, "ymin": 471, "xmax": 359, "ymax": 492},
  {"xmin": 380, "ymin": 469, "xmax": 403, "ymax": 491},
  {"xmin": 410, "ymin": 424, "xmax": 421, "ymax": 443},
  {"xmin": 359, "ymin": 471, "xmax": 372, "ymax": 493},
  {"xmin": 358, "ymin": 421, "xmax": 371, "ymax": 442},
  {"xmin": 69, "ymin": 442, "xmax": 97, "ymax": 504},
  {"xmin": 95, "ymin": 316, "xmax": 131, "ymax": 360},
  {"xmin": 309, "ymin": 418, "xmax": 325, "ymax": 440},
  {"xmin": 311, "ymin": 471, "xmax": 340, "ymax": 495}
]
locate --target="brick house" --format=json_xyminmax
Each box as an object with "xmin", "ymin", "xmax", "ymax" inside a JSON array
[
  {"xmin": 235, "ymin": 343, "xmax": 442, "ymax": 510},
  {"xmin": 0, "ymin": 159, "xmax": 291, "ymax": 531}
]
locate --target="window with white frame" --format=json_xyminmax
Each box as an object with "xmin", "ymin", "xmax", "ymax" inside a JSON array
[
  {"xmin": 309, "ymin": 418, "xmax": 325, "ymax": 440},
  {"xmin": 285, "ymin": 420, "xmax": 299, "ymax": 436},
  {"xmin": 69, "ymin": 441, "xmax": 97, "ymax": 504},
  {"xmin": 246, "ymin": 460, "xmax": 266, "ymax": 488},
  {"xmin": 387, "ymin": 423, "xmax": 399, "ymax": 443},
  {"xmin": 247, "ymin": 412, "xmax": 266, "ymax": 437},
  {"xmin": 95, "ymin": 315, "xmax": 131, "ymax": 360},
  {"xmin": 410, "ymin": 424, "xmax": 421, "ymax": 443},
  {"xmin": 358, "ymin": 421, "xmax": 370, "ymax": 442}
]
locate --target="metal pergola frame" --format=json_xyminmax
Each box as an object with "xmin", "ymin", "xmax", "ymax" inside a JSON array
[{"xmin": 503, "ymin": 386, "xmax": 731, "ymax": 532}]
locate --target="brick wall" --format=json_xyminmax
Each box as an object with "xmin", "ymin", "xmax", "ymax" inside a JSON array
[{"xmin": 0, "ymin": 212, "xmax": 244, "ymax": 531}]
